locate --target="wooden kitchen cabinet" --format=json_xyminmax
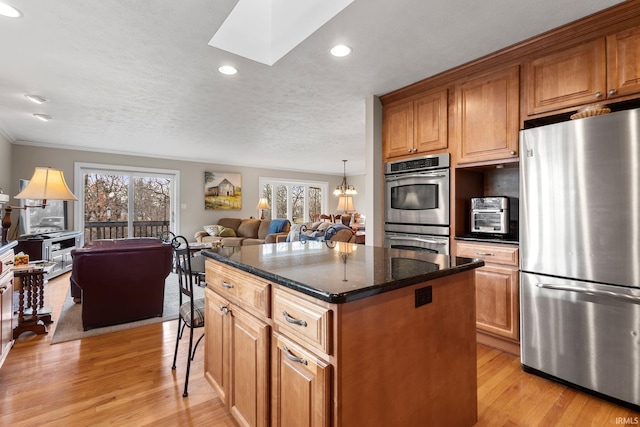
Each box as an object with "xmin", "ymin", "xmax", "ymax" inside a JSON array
[
  {"xmin": 204, "ymin": 288, "xmax": 228, "ymax": 404},
  {"xmin": 271, "ymin": 333, "xmax": 331, "ymax": 427},
  {"xmin": 205, "ymin": 255, "xmax": 478, "ymax": 426},
  {"xmin": 606, "ymin": 26, "xmax": 640, "ymax": 99},
  {"xmin": 0, "ymin": 247, "xmax": 14, "ymax": 368},
  {"xmin": 383, "ymin": 89, "xmax": 448, "ymax": 161},
  {"xmin": 456, "ymin": 241, "xmax": 519, "ymax": 355},
  {"xmin": 204, "ymin": 274, "xmax": 270, "ymax": 427},
  {"xmin": 455, "ymin": 65, "xmax": 520, "ymax": 165},
  {"xmin": 271, "ymin": 287, "xmax": 332, "ymax": 427},
  {"xmin": 525, "ymin": 38, "xmax": 606, "ymax": 115},
  {"xmin": 526, "ymin": 25, "xmax": 640, "ymax": 116}
]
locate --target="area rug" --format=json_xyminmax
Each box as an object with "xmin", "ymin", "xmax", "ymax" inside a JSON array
[{"xmin": 50, "ymin": 273, "xmax": 204, "ymax": 344}]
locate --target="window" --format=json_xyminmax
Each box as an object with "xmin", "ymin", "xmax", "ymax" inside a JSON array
[
  {"xmin": 259, "ymin": 178, "xmax": 328, "ymax": 224},
  {"xmin": 74, "ymin": 163, "xmax": 180, "ymax": 241}
]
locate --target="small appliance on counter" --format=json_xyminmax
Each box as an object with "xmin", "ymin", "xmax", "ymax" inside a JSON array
[{"xmin": 470, "ymin": 196, "xmax": 518, "ymax": 236}]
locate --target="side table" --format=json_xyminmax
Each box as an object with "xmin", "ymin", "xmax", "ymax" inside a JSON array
[{"xmin": 13, "ymin": 268, "xmax": 53, "ymax": 338}]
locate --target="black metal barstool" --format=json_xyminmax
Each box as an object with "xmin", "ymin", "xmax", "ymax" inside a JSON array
[{"xmin": 170, "ymin": 235, "xmax": 205, "ymax": 397}]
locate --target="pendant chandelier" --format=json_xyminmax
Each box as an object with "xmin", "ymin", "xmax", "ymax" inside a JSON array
[{"xmin": 333, "ymin": 160, "xmax": 357, "ymax": 196}]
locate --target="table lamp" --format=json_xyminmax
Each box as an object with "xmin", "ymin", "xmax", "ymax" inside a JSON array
[
  {"xmin": 256, "ymin": 197, "xmax": 270, "ymax": 220},
  {"xmin": 1, "ymin": 167, "xmax": 78, "ymax": 244}
]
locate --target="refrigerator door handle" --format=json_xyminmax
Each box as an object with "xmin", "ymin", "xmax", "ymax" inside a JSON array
[{"xmin": 536, "ymin": 283, "xmax": 640, "ymax": 304}]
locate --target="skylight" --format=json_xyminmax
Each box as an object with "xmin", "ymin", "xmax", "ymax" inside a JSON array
[{"xmin": 209, "ymin": 0, "xmax": 353, "ymax": 66}]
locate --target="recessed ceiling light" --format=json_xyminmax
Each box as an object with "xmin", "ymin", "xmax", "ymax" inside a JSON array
[
  {"xmin": 330, "ymin": 44, "xmax": 351, "ymax": 57},
  {"xmin": 0, "ymin": 2, "xmax": 22, "ymax": 18},
  {"xmin": 33, "ymin": 114, "xmax": 53, "ymax": 122},
  {"xmin": 218, "ymin": 65, "xmax": 238, "ymax": 75},
  {"xmin": 25, "ymin": 94, "xmax": 48, "ymax": 104}
]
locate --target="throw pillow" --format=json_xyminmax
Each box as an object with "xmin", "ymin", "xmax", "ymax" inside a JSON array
[
  {"xmin": 317, "ymin": 221, "xmax": 332, "ymax": 231},
  {"xmin": 218, "ymin": 226, "xmax": 236, "ymax": 237},
  {"xmin": 267, "ymin": 219, "xmax": 289, "ymax": 234},
  {"xmin": 203, "ymin": 225, "xmax": 219, "ymax": 236}
]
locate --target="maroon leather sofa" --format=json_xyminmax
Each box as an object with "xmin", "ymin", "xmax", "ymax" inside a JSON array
[{"xmin": 70, "ymin": 238, "xmax": 173, "ymax": 330}]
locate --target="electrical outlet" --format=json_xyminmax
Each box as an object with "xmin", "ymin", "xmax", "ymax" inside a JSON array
[{"xmin": 415, "ymin": 286, "xmax": 432, "ymax": 308}]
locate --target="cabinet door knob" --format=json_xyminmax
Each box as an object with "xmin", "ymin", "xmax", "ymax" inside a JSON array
[
  {"xmin": 407, "ymin": 148, "xmax": 412, "ymax": 153},
  {"xmin": 608, "ymin": 89, "xmax": 617, "ymax": 96},
  {"xmin": 594, "ymin": 91, "xmax": 603, "ymax": 98},
  {"xmin": 282, "ymin": 311, "xmax": 307, "ymax": 327},
  {"xmin": 219, "ymin": 304, "xmax": 229, "ymax": 314},
  {"xmin": 510, "ymin": 151, "xmax": 516, "ymax": 155},
  {"xmin": 283, "ymin": 345, "xmax": 308, "ymax": 366}
]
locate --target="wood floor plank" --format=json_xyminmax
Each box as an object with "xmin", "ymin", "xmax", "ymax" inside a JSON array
[{"xmin": 0, "ymin": 272, "xmax": 638, "ymax": 426}]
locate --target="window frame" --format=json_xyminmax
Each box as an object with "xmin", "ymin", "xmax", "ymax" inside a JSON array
[
  {"xmin": 258, "ymin": 177, "xmax": 328, "ymax": 223},
  {"xmin": 74, "ymin": 162, "xmax": 180, "ymax": 237}
]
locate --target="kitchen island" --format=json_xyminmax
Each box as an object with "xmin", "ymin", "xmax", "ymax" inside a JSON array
[{"xmin": 202, "ymin": 241, "xmax": 483, "ymax": 427}]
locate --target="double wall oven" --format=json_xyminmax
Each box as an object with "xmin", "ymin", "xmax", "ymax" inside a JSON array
[{"xmin": 384, "ymin": 153, "xmax": 450, "ymax": 255}]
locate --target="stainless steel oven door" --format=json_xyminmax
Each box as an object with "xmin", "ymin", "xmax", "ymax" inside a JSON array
[
  {"xmin": 384, "ymin": 232, "xmax": 449, "ymax": 255},
  {"xmin": 384, "ymin": 169, "xmax": 449, "ymax": 226}
]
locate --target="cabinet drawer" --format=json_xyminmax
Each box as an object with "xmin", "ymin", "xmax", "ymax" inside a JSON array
[
  {"xmin": 273, "ymin": 288, "xmax": 332, "ymax": 355},
  {"xmin": 206, "ymin": 260, "xmax": 270, "ymax": 319},
  {"xmin": 0, "ymin": 249, "xmax": 14, "ymax": 280},
  {"xmin": 457, "ymin": 242, "xmax": 519, "ymax": 267}
]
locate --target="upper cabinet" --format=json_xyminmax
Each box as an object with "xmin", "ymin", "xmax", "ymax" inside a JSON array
[
  {"xmin": 606, "ymin": 26, "xmax": 640, "ymax": 99},
  {"xmin": 525, "ymin": 39, "xmax": 606, "ymax": 115},
  {"xmin": 525, "ymin": 26, "xmax": 640, "ymax": 116},
  {"xmin": 455, "ymin": 65, "xmax": 520, "ymax": 165},
  {"xmin": 383, "ymin": 89, "xmax": 447, "ymax": 161}
]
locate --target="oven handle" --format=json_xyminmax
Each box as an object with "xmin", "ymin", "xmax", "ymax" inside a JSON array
[
  {"xmin": 385, "ymin": 172, "xmax": 447, "ymax": 181},
  {"xmin": 387, "ymin": 236, "xmax": 447, "ymax": 245}
]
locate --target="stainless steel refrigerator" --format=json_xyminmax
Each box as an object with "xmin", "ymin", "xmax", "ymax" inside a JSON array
[{"xmin": 520, "ymin": 108, "xmax": 640, "ymax": 410}]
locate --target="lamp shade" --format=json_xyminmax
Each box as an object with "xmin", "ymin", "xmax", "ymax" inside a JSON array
[
  {"xmin": 256, "ymin": 197, "xmax": 270, "ymax": 210},
  {"xmin": 336, "ymin": 195, "xmax": 355, "ymax": 213},
  {"xmin": 15, "ymin": 167, "xmax": 78, "ymax": 201}
]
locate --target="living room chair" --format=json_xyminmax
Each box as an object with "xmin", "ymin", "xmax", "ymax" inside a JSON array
[{"xmin": 170, "ymin": 235, "xmax": 205, "ymax": 397}]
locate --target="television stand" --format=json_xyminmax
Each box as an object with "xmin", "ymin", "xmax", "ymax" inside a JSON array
[{"xmin": 15, "ymin": 231, "xmax": 84, "ymax": 279}]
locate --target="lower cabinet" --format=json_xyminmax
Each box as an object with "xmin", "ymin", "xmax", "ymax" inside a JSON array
[
  {"xmin": 456, "ymin": 241, "xmax": 520, "ymax": 355},
  {"xmin": 271, "ymin": 333, "xmax": 331, "ymax": 427},
  {"xmin": 205, "ymin": 258, "xmax": 478, "ymax": 426},
  {"xmin": 0, "ymin": 248, "xmax": 14, "ymax": 368},
  {"xmin": 204, "ymin": 287, "xmax": 270, "ymax": 427}
]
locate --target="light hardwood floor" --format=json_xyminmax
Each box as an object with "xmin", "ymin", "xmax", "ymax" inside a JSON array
[{"xmin": 0, "ymin": 273, "xmax": 638, "ymax": 426}]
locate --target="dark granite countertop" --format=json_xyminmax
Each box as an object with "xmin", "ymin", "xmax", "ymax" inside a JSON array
[{"xmin": 202, "ymin": 241, "xmax": 484, "ymax": 304}]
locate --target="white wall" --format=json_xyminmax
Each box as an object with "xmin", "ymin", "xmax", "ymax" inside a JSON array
[
  {"xmin": 10, "ymin": 144, "xmax": 365, "ymax": 241},
  {"xmin": 0, "ymin": 132, "xmax": 12, "ymax": 196}
]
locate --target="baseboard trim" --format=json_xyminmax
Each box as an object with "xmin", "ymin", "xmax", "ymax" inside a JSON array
[{"xmin": 476, "ymin": 332, "xmax": 520, "ymax": 356}]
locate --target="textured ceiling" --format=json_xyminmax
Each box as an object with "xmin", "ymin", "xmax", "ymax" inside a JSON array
[{"xmin": 0, "ymin": 0, "xmax": 624, "ymax": 175}]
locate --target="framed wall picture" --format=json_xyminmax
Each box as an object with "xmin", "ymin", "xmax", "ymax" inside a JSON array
[{"xmin": 204, "ymin": 172, "xmax": 242, "ymax": 210}]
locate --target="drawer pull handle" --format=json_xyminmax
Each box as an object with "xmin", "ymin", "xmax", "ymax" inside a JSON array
[
  {"xmin": 221, "ymin": 280, "xmax": 234, "ymax": 289},
  {"xmin": 283, "ymin": 345, "xmax": 308, "ymax": 365},
  {"xmin": 219, "ymin": 305, "xmax": 230, "ymax": 315},
  {"xmin": 282, "ymin": 311, "xmax": 307, "ymax": 327},
  {"xmin": 476, "ymin": 252, "xmax": 494, "ymax": 256}
]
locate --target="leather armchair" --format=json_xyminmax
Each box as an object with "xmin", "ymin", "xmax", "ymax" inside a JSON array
[{"xmin": 70, "ymin": 238, "xmax": 173, "ymax": 330}]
